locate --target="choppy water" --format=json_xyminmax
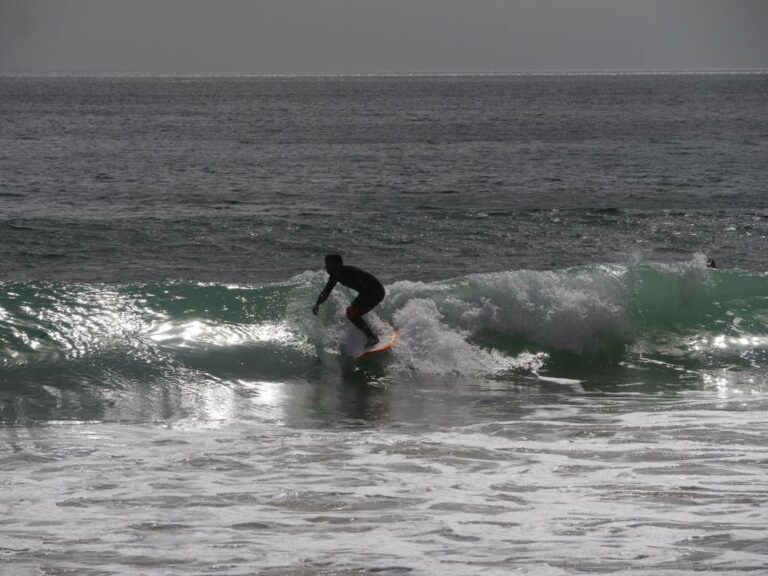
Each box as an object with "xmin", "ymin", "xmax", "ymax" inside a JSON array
[{"xmin": 1, "ymin": 74, "xmax": 768, "ymax": 574}]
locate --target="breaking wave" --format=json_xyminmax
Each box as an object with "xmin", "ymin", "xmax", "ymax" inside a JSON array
[{"xmin": 1, "ymin": 256, "xmax": 767, "ymax": 421}]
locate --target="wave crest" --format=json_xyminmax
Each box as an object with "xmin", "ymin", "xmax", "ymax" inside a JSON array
[{"xmin": 1, "ymin": 261, "xmax": 766, "ymax": 387}]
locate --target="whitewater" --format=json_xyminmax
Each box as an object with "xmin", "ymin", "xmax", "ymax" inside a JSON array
[{"xmin": 2, "ymin": 73, "xmax": 768, "ymax": 574}]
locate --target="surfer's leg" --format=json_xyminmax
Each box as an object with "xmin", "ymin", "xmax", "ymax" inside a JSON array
[
  {"xmin": 349, "ymin": 313, "xmax": 378, "ymax": 346},
  {"xmin": 347, "ymin": 297, "xmax": 379, "ymax": 346}
]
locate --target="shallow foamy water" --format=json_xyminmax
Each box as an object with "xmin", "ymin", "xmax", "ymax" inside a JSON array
[{"xmin": 3, "ymin": 377, "xmax": 768, "ymax": 575}]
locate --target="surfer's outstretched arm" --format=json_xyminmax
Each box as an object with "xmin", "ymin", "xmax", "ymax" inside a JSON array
[{"xmin": 312, "ymin": 277, "xmax": 337, "ymax": 315}]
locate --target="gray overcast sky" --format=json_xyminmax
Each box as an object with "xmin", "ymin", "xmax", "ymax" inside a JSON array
[{"xmin": 1, "ymin": 0, "xmax": 767, "ymax": 73}]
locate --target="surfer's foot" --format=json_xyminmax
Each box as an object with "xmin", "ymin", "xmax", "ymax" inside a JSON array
[{"xmin": 365, "ymin": 336, "xmax": 380, "ymax": 348}]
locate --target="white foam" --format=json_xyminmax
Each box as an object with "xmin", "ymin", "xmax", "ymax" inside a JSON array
[
  {"xmin": 391, "ymin": 297, "xmax": 545, "ymax": 376},
  {"xmin": 385, "ymin": 269, "xmax": 629, "ymax": 357}
]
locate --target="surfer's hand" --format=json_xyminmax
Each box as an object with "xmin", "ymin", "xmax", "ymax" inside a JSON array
[{"xmin": 311, "ymin": 304, "xmax": 319, "ymax": 316}]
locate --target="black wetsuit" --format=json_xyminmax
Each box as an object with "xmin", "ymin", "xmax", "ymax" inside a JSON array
[{"xmin": 316, "ymin": 265, "xmax": 385, "ymax": 340}]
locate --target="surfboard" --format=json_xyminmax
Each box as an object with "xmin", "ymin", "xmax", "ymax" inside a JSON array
[{"xmin": 354, "ymin": 331, "xmax": 399, "ymax": 362}]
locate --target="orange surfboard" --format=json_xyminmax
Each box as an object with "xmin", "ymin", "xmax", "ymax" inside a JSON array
[{"xmin": 354, "ymin": 331, "xmax": 400, "ymax": 362}]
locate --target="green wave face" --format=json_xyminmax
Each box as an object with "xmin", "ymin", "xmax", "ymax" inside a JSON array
[{"xmin": 1, "ymin": 262, "xmax": 767, "ymax": 421}]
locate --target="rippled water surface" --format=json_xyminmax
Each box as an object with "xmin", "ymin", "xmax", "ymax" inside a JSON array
[{"xmin": 2, "ymin": 74, "xmax": 768, "ymax": 574}]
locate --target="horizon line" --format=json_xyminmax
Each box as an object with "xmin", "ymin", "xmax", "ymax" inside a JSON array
[{"xmin": 2, "ymin": 68, "xmax": 768, "ymax": 79}]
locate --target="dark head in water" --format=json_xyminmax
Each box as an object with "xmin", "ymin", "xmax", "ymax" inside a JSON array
[
  {"xmin": 325, "ymin": 254, "xmax": 343, "ymax": 274},
  {"xmin": 707, "ymin": 258, "xmax": 717, "ymax": 269}
]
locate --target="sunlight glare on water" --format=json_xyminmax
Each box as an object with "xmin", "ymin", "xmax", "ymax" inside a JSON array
[{"xmin": 147, "ymin": 319, "xmax": 297, "ymax": 349}]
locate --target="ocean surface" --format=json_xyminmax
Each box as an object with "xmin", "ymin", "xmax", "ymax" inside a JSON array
[{"xmin": 1, "ymin": 73, "xmax": 768, "ymax": 575}]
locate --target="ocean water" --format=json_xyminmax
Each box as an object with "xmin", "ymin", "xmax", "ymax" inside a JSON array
[{"xmin": 1, "ymin": 74, "xmax": 768, "ymax": 575}]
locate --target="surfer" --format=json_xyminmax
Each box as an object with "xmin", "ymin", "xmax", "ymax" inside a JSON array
[{"xmin": 312, "ymin": 254, "xmax": 385, "ymax": 348}]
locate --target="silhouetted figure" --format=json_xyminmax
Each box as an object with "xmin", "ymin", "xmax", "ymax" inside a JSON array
[{"xmin": 312, "ymin": 255, "xmax": 385, "ymax": 348}]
